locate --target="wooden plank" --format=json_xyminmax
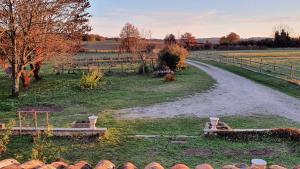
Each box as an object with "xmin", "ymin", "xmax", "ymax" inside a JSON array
[{"xmin": 0, "ymin": 127, "xmax": 107, "ymax": 137}]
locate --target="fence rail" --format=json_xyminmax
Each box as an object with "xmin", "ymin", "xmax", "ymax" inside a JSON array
[
  {"xmin": 67, "ymin": 56, "xmax": 157, "ymax": 73},
  {"xmin": 194, "ymin": 53, "xmax": 300, "ymax": 83}
]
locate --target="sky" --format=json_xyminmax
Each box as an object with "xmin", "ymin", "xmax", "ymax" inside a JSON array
[{"xmin": 88, "ymin": 0, "xmax": 300, "ymax": 39}]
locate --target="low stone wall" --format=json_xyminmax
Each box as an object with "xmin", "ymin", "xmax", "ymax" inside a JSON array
[{"xmin": 0, "ymin": 127, "xmax": 107, "ymax": 137}]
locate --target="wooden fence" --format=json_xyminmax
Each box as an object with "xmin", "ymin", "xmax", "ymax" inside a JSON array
[
  {"xmin": 70, "ymin": 56, "xmax": 157, "ymax": 73},
  {"xmin": 194, "ymin": 53, "xmax": 300, "ymax": 84}
]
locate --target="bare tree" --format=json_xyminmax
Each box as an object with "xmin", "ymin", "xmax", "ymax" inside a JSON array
[
  {"xmin": 136, "ymin": 29, "xmax": 153, "ymax": 74},
  {"xmin": 0, "ymin": 0, "xmax": 91, "ymax": 97},
  {"xmin": 119, "ymin": 22, "xmax": 140, "ymax": 53}
]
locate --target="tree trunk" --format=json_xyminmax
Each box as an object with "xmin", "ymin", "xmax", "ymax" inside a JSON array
[
  {"xmin": 30, "ymin": 62, "xmax": 42, "ymax": 81},
  {"xmin": 11, "ymin": 64, "xmax": 20, "ymax": 97}
]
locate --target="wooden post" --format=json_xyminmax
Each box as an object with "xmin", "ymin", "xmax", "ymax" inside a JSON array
[
  {"xmin": 18, "ymin": 112, "xmax": 22, "ymax": 134},
  {"xmin": 249, "ymin": 58, "xmax": 252, "ymax": 67},
  {"xmin": 240, "ymin": 58, "xmax": 243, "ymax": 67},
  {"xmin": 46, "ymin": 112, "xmax": 49, "ymax": 130},
  {"xmin": 290, "ymin": 65, "xmax": 294, "ymax": 79},
  {"xmin": 259, "ymin": 59, "xmax": 262, "ymax": 72},
  {"xmin": 34, "ymin": 112, "xmax": 37, "ymax": 129}
]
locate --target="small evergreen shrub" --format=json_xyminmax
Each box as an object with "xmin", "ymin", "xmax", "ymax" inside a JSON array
[{"xmin": 80, "ymin": 69, "xmax": 103, "ymax": 89}]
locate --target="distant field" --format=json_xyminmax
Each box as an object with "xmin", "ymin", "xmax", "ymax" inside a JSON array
[
  {"xmin": 82, "ymin": 39, "xmax": 164, "ymax": 52},
  {"xmin": 203, "ymin": 49, "xmax": 300, "ymax": 69},
  {"xmin": 82, "ymin": 40, "xmax": 120, "ymax": 52}
]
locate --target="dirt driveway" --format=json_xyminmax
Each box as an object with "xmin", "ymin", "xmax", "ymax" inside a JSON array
[{"xmin": 117, "ymin": 60, "xmax": 300, "ymax": 122}]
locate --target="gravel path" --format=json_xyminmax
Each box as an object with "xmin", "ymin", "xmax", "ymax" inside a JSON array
[{"xmin": 117, "ymin": 60, "xmax": 300, "ymax": 122}]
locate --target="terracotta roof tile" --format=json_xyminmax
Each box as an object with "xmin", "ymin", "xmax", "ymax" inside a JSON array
[
  {"xmin": 38, "ymin": 164, "xmax": 56, "ymax": 169},
  {"xmin": 171, "ymin": 164, "xmax": 189, "ymax": 169},
  {"xmin": 0, "ymin": 159, "xmax": 298, "ymax": 169},
  {"xmin": 195, "ymin": 164, "xmax": 214, "ymax": 169},
  {"xmin": 118, "ymin": 162, "xmax": 137, "ymax": 169},
  {"xmin": 294, "ymin": 165, "xmax": 300, "ymax": 169},
  {"xmin": 221, "ymin": 165, "xmax": 239, "ymax": 169},
  {"xmin": 68, "ymin": 161, "xmax": 92, "ymax": 169},
  {"xmin": 269, "ymin": 165, "xmax": 287, "ymax": 169},
  {"xmin": 18, "ymin": 160, "xmax": 44, "ymax": 169},
  {"xmin": 144, "ymin": 162, "xmax": 164, "ymax": 169},
  {"xmin": 95, "ymin": 160, "xmax": 115, "ymax": 169},
  {"xmin": 1, "ymin": 164, "xmax": 21, "ymax": 169},
  {"xmin": 0, "ymin": 159, "xmax": 20, "ymax": 168},
  {"xmin": 50, "ymin": 161, "xmax": 69, "ymax": 169}
]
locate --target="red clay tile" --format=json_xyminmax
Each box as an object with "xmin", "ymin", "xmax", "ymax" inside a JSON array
[
  {"xmin": 144, "ymin": 162, "xmax": 164, "ymax": 169},
  {"xmin": 195, "ymin": 164, "xmax": 214, "ymax": 169}
]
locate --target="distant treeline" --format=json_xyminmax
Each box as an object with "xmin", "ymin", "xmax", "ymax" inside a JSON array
[
  {"xmin": 82, "ymin": 34, "xmax": 106, "ymax": 41},
  {"xmin": 216, "ymin": 29, "xmax": 300, "ymax": 50},
  {"xmin": 83, "ymin": 28, "xmax": 300, "ymax": 51}
]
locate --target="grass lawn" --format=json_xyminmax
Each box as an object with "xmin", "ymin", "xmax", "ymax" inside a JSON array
[
  {"xmin": 1, "ymin": 115, "xmax": 300, "ymax": 168},
  {"xmin": 0, "ymin": 65, "xmax": 215, "ymax": 127},
  {"xmin": 1, "ymin": 52, "xmax": 300, "ymax": 168}
]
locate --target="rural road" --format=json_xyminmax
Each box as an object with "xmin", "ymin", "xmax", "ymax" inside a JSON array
[{"xmin": 118, "ymin": 60, "xmax": 300, "ymax": 122}]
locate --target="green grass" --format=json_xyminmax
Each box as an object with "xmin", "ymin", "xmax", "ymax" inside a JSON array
[
  {"xmin": 1, "ymin": 51, "xmax": 300, "ymax": 168},
  {"xmin": 0, "ymin": 65, "xmax": 215, "ymax": 127},
  {"xmin": 1, "ymin": 115, "xmax": 300, "ymax": 168}
]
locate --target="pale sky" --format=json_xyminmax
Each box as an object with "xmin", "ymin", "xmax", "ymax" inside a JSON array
[{"xmin": 89, "ymin": 0, "xmax": 300, "ymax": 39}]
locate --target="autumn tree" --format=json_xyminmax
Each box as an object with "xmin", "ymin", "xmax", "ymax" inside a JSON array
[
  {"xmin": 0, "ymin": 0, "xmax": 91, "ymax": 97},
  {"xmin": 164, "ymin": 34, "xmax": 177, "ymax": 46},
  {"xmin": 119, "ymin": 23, "xmax": 140, "ymax": 53},
  {"xmin": 219, "ymin": 32, "xmax": 240, "ymax": 45},
  {"xmin": 135, "ymin": 29, "xmax": 154, "ymax": 74},
  {"xmin": 180, "ymin": 32, "xmax": 197, "ymax": 49}
]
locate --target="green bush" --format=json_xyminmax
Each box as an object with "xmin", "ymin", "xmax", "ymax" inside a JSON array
[
  {"xmin": 0, "ymin": 102, "xmax": 14, "ymax": 112},
  {"xmin": 158, "ymin": 44, "xmax": 188, "ymax": 71},
  {"xmin": 31, "ymin": 130, "xmax": 62, "ymax": 163},
  {"xmin": 138, "ymin": 64, "xmax": 150, "ymax": 74},
  {"xmin": 0, "ymin": 120, "xmax": 15, "ymax": 153},
  {"xmin": 80, "ymin": 69, "xmax": 103, "ymax": 89}
]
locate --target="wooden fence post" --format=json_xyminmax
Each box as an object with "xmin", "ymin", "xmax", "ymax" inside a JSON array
[
  {"xmin": 240, "ymin": 58, "xmax": 243, "ymax": 68},
  {"xmin": 290, "ymin": 65, "xmax": 294, "ymax": 79},
  {"xmin": 259, "ymin": 59, "xmax": 262, "ymax": 72}
]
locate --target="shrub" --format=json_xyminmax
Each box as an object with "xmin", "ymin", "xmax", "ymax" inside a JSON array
[
  {"xmin": 164, "ymin": 73, "xmax": 176, "ymax": 82},
  {"xmin": 31, "ymin": 129, "xmax": 62, "ymax": 163},
  {"xmin": 158, "ymin": 44, "xmax": 188, "ymax": 71},
  {"xmin": 138, "ymin": 64, "xmax": 150, "ymax": 74},
  {"xmin": 0, "ymin": 120, "xmax": 15, "ymax": 153},
  {"xmin": 0, "ymin": 102, "xmax": 14, "ymax": 111},
  {"xmin": 80, "ymin": 69, "xmax": 103, "ymax": 89}
]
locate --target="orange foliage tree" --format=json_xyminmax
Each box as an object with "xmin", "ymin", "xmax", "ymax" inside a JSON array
[
  {"xmin": 180, "ymin": 32, "xmax": 197, "ymax": 49},
  {"xmin": 0, "ymin": 0, "xmax": 91, "ymax": 97}
]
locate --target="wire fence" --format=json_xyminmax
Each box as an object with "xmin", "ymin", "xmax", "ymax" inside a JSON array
[
  {"xmin": 193, "ymin": 52, "xmax": 300, "ymax": 84},
  {"xmin": 70, "ymin": 56, "xmax": 158, "ymax": 73}
]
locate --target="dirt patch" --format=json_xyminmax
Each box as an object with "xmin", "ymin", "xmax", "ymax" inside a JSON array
[
  {"xmin": 249, "ymin": 149, "xmax": 274, "ymax": 157},
  {"xmin": 224, "ymin": 148, "xmax": 274, "ymax": 158},
  {"xmin": 17, "ymin": 106, "xmax": 64, "ymax": 112},
  {"xmin": 184, "ymin": 148, "xmax": 213, "ymax": 157}
]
